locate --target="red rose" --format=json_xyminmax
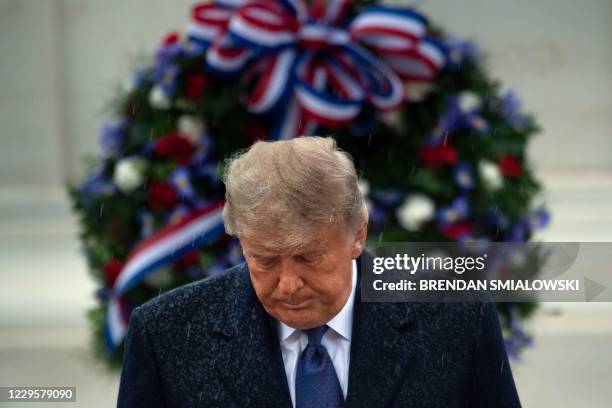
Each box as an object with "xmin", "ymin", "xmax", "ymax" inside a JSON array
[
  {"xmin": 498, "ymin": 154, "xmax": 522, "ymax": 178},
  {"xmin": 148, "ymin": 181, "xmax": 180, "ymax": 211},
  {"xmin": 161, "ymin": 31, "xmax": 180, "ymax": 46},
  {"xmin": 419, "ymin": 144, "xmax": 458, "ymax": 168},
  {"xmin": 184, "ymin": 73, "xmax": 208, "ymax": 103},
  {"xmin": 439, "ymin": 221, "xmax": 473, "ymax": 240},
  {"xmin": 102, "ymin": 258, "xmax": 125, "ymax": 287},
  {"xmin": 154, "ymin": 132, "xmax": 197, "ymax": 165}
]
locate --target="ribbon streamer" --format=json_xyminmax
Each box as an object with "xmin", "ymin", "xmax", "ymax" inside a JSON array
[{"xmin": 104, "ymin": 201, "xmax": 225, "ymax": 350}]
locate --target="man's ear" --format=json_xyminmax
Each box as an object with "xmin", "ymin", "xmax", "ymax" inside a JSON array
[{"xmin": 351, "ymin": 218, "xmax": 368, "ymax": 258}]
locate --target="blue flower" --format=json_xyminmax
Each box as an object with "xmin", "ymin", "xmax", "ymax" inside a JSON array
[
  {"xmin": 498, "ymin": 90, "xmax": 531, "ymax": 131},
  {"xmin": 527, "ymin": 209, "xmax": 550, "ymax": 230},
  {"xmin": 427, "ymin": 95, "xmax": 490, "ymax": 143},
  {"xmin": 170, "ymin": 167, "xmax": 196, "ymax": 199},
  {"xmin": 78, "ymin": 170, "xmax": 116, "ymax": 198},
  {"xmin": 458, "ymin": 235, "xmax": 491, "ymax": 253},
  {"xmin": 453, "ymin": 162, "xmax": 475, "ymax": 190},
  {"xmin": 370, "ymin": 189, "xmax": 404, "ymax": 208},
  {"xmin": 188, "ymin": 133, "xmax": 222, "ymax": 186},
  {"xmin": 226, "ymin": 240, "xmax": 245, "ymax": 266},
  {"xmin": 442, "ymin": 34, "xmax": 481, "ymax": 68},
  {"xmin": 479, "ymin": 208, "xmax": 510, "ymax": 231},
  {"xmin": 154, "ymin": 41, "xmax": 184, "ymax": 66},
  {"xmin": 99, "ymin": 121, "xmax": 126, "ymax": 159},
  {"xmin": 437, "ymin": 196, "xmax": 469, "ymax": 226},
  {"xmin": 95, "ymin": 287, "xmax": 110, "ymax": 301},
  {"xmin": 152, "ymin": 63, "xmax": 181, "ymax": 96},
  {"xmin": 166, "ymin": 204, "xmax": 190, "ymax": 225},
  {"xmin": 207, "ymin": 241, "xmax": 245, "ymax": 278},
  {"xmin": 138, "ymin": 210, "xmax": 154, "ymax": 239},
  {"xmin": 367, "ymin": 201, "xmax": 388, "ymax": 230},
  {"xmin": 151, "ymin": 40, "xmax": 185, "ymax": 97},
  {"xmin": 508, "ymin": 220, "xmax": 527, "ymax": 242},
  {"xmin": 426, "ymin": 101, "xmax": 463, "ymax": 143}
]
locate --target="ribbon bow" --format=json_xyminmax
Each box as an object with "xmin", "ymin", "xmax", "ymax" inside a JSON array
[{"xmin": 187, "ymin": 0, "xmax": 446, "ymax": 139}]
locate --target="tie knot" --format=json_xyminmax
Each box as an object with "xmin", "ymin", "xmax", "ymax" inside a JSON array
[{"xmin": 304, "ymin": 325, "xmax": 328, "ymax": 346}]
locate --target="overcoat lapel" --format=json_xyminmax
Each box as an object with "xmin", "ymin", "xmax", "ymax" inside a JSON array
[
  {"xmin": 211, "ymin": 265, "xmax": 292, "ymax": 407},
  {"xmin": 344, "ymin": 251, "xmax": 421, "ymax": 408}
]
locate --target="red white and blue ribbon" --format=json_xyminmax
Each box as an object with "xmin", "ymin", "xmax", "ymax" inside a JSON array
[
  {"xmin": 186, "ymin": 0, "xmax": 447, "ymax": 139},
  {"xmin": 104, "ymin": 201, "xmax": 225, "ymax": 350}
]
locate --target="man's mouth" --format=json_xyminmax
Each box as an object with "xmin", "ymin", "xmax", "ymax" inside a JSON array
[{"xmin": 282, "ymin": 299, "xmax": 311, "ymax": 310}]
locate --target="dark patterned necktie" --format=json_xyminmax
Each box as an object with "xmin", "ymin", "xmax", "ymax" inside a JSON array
[{"xmin": 295, "ymin": 325, "xmax": 344, "ymax": 408}]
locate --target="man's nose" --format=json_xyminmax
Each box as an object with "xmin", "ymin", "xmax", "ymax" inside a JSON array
[{"xmin": 277, "ymin": 265, "xmax": 304, "ymax": 296}]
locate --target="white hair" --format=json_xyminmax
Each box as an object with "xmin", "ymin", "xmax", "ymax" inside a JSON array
[{"xmin": 222, "ymin": 136, "xmax": 368, "ymax": 249}]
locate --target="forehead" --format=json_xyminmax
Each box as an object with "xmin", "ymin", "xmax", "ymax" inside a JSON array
[
  {"xmin": 244, "ymin": 240, "xmax": 324, "ymax": 256},
  {"xmin": 241, "ymin": 224, "xmax": 346, "ymax": 255}
]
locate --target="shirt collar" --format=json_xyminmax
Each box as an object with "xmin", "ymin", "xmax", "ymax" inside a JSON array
[{"xmin": 277, "ymin": 259, "xmax": 357, "ymax": 342}]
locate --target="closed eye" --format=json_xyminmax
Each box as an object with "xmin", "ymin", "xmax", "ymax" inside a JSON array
[{"xmin": 294, "ymin": 255, "xmax": 317, "ymax": 263}]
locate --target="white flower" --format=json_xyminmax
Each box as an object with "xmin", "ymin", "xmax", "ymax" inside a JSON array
[
  {"xmin": 357, "ymin": 178, "xmax": 370, "ymax": 197},
  {"xmin": 380, "ymin": 110, "xmax": 402, "ymax": 130},
  {"xmin": 178, "ymin": 115, "xmax": 206, "ymax": 144},
  {"xmin": 113, "ymin": 157, "xmax": 145, "ymax": 193},
  {"xmin": 509, "ymin": 249, "xmax": 527, "ymax": 268},
  {"xmin": 149, "ymin": 85, "xmax": 172, "ymax": 109},
  {"xmin": 478, "ymin": 160, "xmax": 504, "ymax": 191},
  {"xmin": 144, "ymin": 267, "xmax": 173, "ymax": 288},
  {"xmin": 396, "ymin": 193, "xmax": 435, "ymax": 231},
  {"xmin": 458, "ymin": 90, "xmax": 481, "ymax": 112},
  {"xmin": 405, "ymin": 80, "xmax": 433, "ymax": 102},
  {"xmin": 122, "ymin": 78, "xmax": 136, "ymax": 94}
]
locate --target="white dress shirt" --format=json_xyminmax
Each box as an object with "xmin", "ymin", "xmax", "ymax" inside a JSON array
[{"xmin": 276, "ymin": 259, "xmax": 357, "ymax": 407}]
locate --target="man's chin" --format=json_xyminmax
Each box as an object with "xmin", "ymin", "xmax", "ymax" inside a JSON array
[{"xmin": 274, "ymin": 310, "xmax": 321, "ymax": 330}]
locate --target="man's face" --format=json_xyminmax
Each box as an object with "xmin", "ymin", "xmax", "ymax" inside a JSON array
[{"xmin": 239, "ymin": 222, "xmax": 366, "ymax": 330}]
